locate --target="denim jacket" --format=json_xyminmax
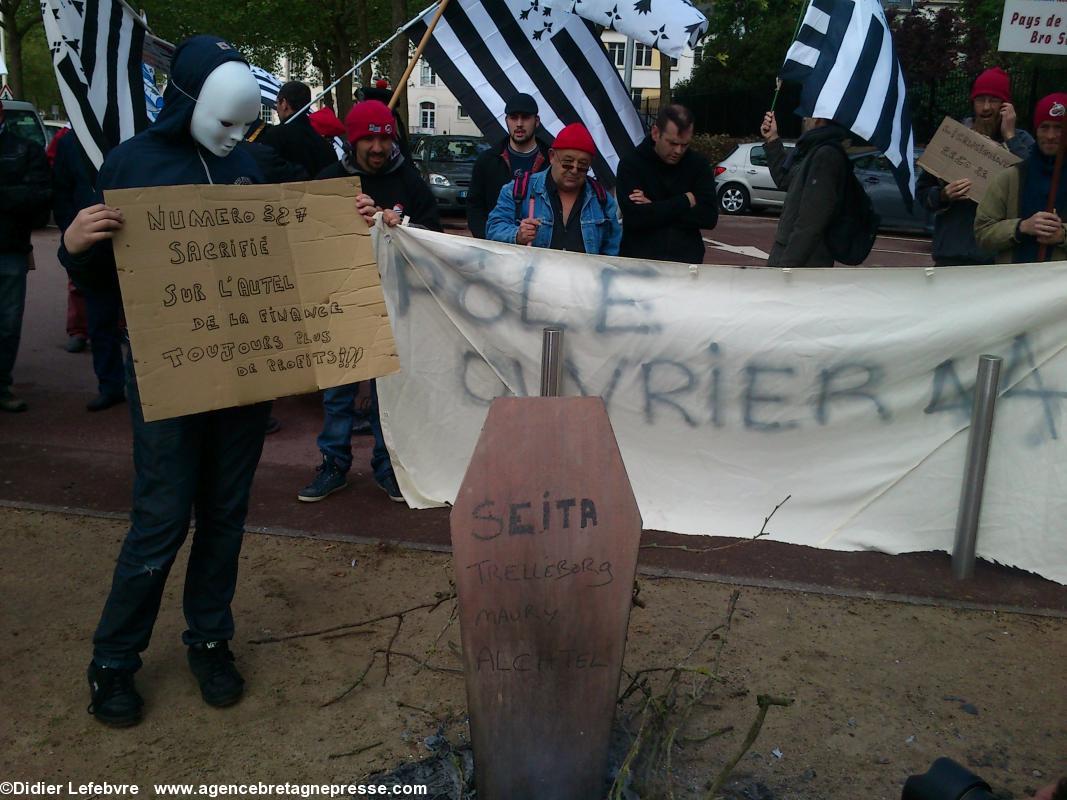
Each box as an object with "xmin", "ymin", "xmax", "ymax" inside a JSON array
[{"xmin": 485, "ymin": 170, "xmax": 622, "ymax": 255}]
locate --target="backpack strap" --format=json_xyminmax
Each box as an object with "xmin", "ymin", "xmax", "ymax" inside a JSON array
[{"xmin": 513, "ymin": 170, "xmax": 534, "ymax": 221}]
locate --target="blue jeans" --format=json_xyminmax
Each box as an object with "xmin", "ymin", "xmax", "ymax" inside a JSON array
[
  {"xmin": 84, "ymin": 283, "xmax": 125, "ymax": 396},
  {"xmin": 91, "ymin": 358, "xmax": 272, "ymax": 671},
  {"xmin": 0, "ymin": 253, "xmax": 28, "ymax": 393},
  {"xmin": 317, "ymin": 380, "xmax": 393, "ymax": 482}
]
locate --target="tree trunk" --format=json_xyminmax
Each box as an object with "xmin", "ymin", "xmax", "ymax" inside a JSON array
[
  {"xmin": 389, "ymin": 0, "xmax": 409, "ymax": 128},
  {"xmin": 311, "ymin": 45, "xmax": 336, "ymax": 110},
  {"xmin": 336, "ymin": 38, "xmax": 354, "ymax": 119},
  {"xmin": 356, "ymin": 0, "xmax": 372, "ymax": 89},
  {"xmin": 6, "ymin": 29, "xmax": 23, "ymax": 98},
  {"xmin": 659, "ymin": 53, "xmax": 672, "ymax": 111}
]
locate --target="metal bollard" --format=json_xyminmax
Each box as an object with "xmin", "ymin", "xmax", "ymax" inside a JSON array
[
  {"xmin": 952, "ymin": 355, "xmax": 1002, "ymax": 580},
  {"xmin": 540, "ymin": 327, "xmax": 564, "ymax": 397}
]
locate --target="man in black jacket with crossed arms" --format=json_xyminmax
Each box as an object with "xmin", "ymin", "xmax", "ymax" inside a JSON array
[{"xmin": 616, "ymin": 104, "xmax": 718, "ymax": 264}]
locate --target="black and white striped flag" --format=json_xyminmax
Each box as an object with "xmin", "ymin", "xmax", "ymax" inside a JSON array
[
  {"xmin": 41, "ymin": 0, "xmax": 174, "ymax": 169},
  {"xmin": 409, "ymin": 0, "xmax": 645, "ymax": 184},
  {"xmin": 780, "ymin": 0, "xmax": 915, "ymax": 207},
  {"xmin": 250, "ymin": 65, "xmax": 283, "ymax": 109}
]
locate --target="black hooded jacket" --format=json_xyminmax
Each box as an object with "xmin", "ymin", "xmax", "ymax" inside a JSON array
[
  {"xmin": 257, "ymin": 111, "xmax": 337, "ymax": 179},
  {"xmin": 59, "ymin": 35, "xmax": 264, "ymax": 286},
  {"xmin": 616, "ymin": 136, "xmax": 718, "ymax": 263},
  {"xmin": 0, "ymin": 121, "xmax": 51, "ymax": 256},
  {"xmin": 765, "ymin": 124, "xmax": 850, "ymax": 267}
]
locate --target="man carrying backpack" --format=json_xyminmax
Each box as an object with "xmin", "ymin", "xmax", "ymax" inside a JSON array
[
  {"xmin": 761, "ymin": 111, "xmax": 851, "ymax": 267},
  {"xmin": 486, "ymin": 122, "xmax": 621, "ymax": 255}
]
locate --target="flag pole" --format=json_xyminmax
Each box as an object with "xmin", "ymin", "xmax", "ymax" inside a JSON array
[
  {"xmin": 1037, "ymin": 133, "xmax": 1066, "ymax": 261},
  {"xmin": 389, "ymin": 0, "xmax": 454, "ymax": 110},
  {"xmin": 771, "ymin": 0, "xmax": 813, "ymax": 111},
  {"xmin": 289, "ymin": 0, "xmax": 441, "ymax": 121}
]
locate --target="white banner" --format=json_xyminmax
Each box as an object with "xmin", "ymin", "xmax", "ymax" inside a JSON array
[
  {"xmin": 999, "ymin": 0, "xmax": 1067, "ymax": 54},
  {"xmin": 373, "ymin": 226, "xmax": 1067, "ymax": 585}
]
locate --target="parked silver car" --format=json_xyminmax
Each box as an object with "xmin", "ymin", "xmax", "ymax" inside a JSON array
[
  {"xmin": 1, "ymin": 99, "xmax": 48, "ymax": 148},
  {"xmin": 714, "ymin": 141, "xmax": 932, "ymax": 234},
  {"xmin": 714, "ymin": 141, "xmax": 794, "ymax": 215}
]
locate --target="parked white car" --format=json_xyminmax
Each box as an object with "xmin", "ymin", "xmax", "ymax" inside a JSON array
[{"xmin": 713, "ymin": 141, "xmax": 794, "ymax": 215}]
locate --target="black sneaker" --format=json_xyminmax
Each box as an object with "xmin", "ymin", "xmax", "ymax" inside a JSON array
[
  {"xmin": 86, "ymin": 392, "xmax": 125, "ymax": 412},
  {"xmin": 297, "ymin": 457, "xmax": 348, "ymax": 502},
  {"xmin": 187, "ymin": 641, "xmax": 245, "ymax": 708},
  {"xmin": 87, "ymin": 661, "xmax": 143, "ymax": 727},
  {"xmin": 375, "ymin": 473, "xmax": 405, "ymax": 503}
]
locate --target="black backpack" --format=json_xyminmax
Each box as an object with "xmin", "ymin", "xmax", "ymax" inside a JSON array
[{"xmin": 801, "ymin": 143, "xmax": 881, "ymax": 266}]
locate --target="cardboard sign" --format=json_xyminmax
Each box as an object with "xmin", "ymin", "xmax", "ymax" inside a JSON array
[
  {"xmin": 451, "ymin": 396, "xmax": 642, "ymax": 800},
  {"xmin": 917, "ymin": 117, "xmax": 1022, "ymax": 203},
  {"xmin": 999, "ymin": 0, "xmax": 1067, "ymax": 54},
  {"xmin": 106, "ymin": 178, "xmax": 399, "ymax": 422}
]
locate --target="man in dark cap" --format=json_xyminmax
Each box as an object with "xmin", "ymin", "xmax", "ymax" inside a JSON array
[
  {"xmin": 468, "ymin": 93, "xmax": 549, "ymax": 238},
  {"xmin": 61, "ymin": 36, "xmax": 270, "ymax": 728}
]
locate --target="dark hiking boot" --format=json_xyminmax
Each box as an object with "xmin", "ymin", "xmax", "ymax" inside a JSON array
[
  {"xmin": 375, "ymin": 472, "xmax": 405, "ymax": 503},
  {"xmin": 297, "ymin": 457, "xmax": 348, "ymax": 502},
  {"xmin": 87, "ymin": 661, "xmax": 143, "ymax": 727},
  {"xmin": 187, "ymin": 641, "xmax": 245, "ymax": 708}
]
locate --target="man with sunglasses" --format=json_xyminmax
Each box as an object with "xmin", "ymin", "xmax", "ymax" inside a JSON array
[{"xmin": 485, "ymin": 123, "xmax": 621, "ymax": 255}]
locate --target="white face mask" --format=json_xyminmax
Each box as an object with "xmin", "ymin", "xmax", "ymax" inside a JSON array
[{"xmin": 190, "ymin": 61, "xmax": 262, "ymax": 157}]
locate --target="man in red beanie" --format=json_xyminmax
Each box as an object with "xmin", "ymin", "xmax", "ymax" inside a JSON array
[
  {"xmin": 976, "ymin": 92, "xmax": 1067, "ymax": 263},
  {"xmin": 918, "ymin": 67, "xmax": 1034, "ymax": 265},
  {"xmin": 485, "ymin": 122, "xmax": 621, "ymax": 255},
  {"xmin": 298, "ymin": 99, "xmax": 440, "ymax": 504}
]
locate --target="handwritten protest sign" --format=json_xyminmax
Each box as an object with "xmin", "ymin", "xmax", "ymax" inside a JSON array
[
  {"xmin": 106, "ymin": 178, "xmax": 398, "ymax": 422},
  {"xmin": 917, "ymin": 117, "xmax": 1022, "ymax": 203},
  {"xmin": 999, "ymin": 0, "xmax": 1067, "ymax": 54}
]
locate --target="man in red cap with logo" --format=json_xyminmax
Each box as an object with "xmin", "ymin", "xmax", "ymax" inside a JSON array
[
  {"xmin": 976, "ymin": 92, "xmax": 1067, "ymax": 263},
  {"xmin": 918, "ymin": 67, "xmax": 1035, "ymax": 265},
  {"xmin": 298, "ymin": 99, "xmax": 440, "ymax": 504},
  {"xmin": 485, "ymin": 122, "xmax": 621, "ymax": 255}
]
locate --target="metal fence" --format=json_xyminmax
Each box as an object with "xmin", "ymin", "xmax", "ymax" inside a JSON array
[{"xmin": 666, "ymin": 67, "xmax": 1067, "ymax": 144}]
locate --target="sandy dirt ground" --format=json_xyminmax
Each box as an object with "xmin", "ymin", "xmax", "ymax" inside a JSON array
[{"xmin": 1, "ymin": 508, "xmax": 1063, "ymax": 799}]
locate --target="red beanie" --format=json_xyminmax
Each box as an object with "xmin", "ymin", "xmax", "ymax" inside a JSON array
[
  {"xmin": 1033, "ymin": 93, "xmax": 1067, "ymax": 128},
  {"xmin": 552, "ymin": 123, "xmax": 596, "ymax": 156},
  {"xmin": 375, "ymin": 78, "xmax": 389, "ymax": 89},
  {"xmin": 345, "ymin": 100, "xmax": 396, "ymax": 143},
  {"xmin": 971, "ymin": 67, "xmax": 1011, "ymax": 103},
  {"xmin": 308, "ymin": 107, "xmax": 346, "ymax": 138}
]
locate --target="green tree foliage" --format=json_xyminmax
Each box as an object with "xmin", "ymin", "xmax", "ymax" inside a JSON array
[{"xmin": 0, "ymin": 0, "xmax": 43, "ymax": 97}]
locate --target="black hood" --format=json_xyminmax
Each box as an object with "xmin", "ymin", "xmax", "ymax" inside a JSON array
[{"xmin": 151, "ymin": 35, "xmax": 249, "ymax": 146}]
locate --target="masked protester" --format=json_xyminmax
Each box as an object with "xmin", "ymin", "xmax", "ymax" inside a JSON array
[
  {"xmin": 975, "ymin": 93, "xmax": 1067, "ymax": 263},
  {"xmin": 485, "ymin": 122, "xmax": 621, "ymax": 255},
  {"xmin": 294, "ymin": 100, "xmax": 440, "ymax": 505},
  {"xmin": 918, "ymin": 67, "xmax": 1035, "ymax": 265},
  {"xmin": 61, "ymin": 36, "xmax": 269, "ymax": 728}
]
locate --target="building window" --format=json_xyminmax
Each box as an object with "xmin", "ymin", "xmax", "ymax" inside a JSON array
[
  {"xmin": 458, "ymin": 105, "xmax": 469, "ymax": 119},
  {"xmin": 420, "ymin": 101, "xmax": 436, "ymax": 130},
  {"xmin": 630, "ymin": 88, "xmax": 642, "ymax": 105},
  {"xmin": 606, "ymin": 42, "xmax": 625, "ymax": 67},
  {"xmin": 692, "ymin": 45, "xmax": 702, "ymax": 63},
  {"xmin": 420, "ymin": 61, "xmax": 436, "ymax": 86},
  {"xmin": 634, "ymin": 43, "xmax": 652, "ymax": 67}
]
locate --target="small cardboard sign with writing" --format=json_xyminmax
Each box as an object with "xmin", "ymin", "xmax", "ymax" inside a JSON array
[
  {"xmin": 106, "ymin": 178, "xmax": 398, "ymax": 422},
  {"xmin": 451, "ymin": 396, "xmax": 642, "ymax": 800},
  {"xmin": 917, "ymin": 117, "xmax": 1022, "ymax": 203}
]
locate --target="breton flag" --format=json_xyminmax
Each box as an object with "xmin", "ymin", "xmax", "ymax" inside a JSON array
[
  {"xmin": 409, "ymin": 0, "xmax": 645, "ymax": 184},
  {"xmin": 780, "ymin": 0, "xmax": 915, "ymax": 207},
  {"xmin": 41, "ymin": 0, "xmax": 174, "ymax": 169},
  {"xmin": 250, "ymin": 65, "xmax": 283, "ymax": 108},
  {"xmin": 542, "ymin": 0, "xmax": 707, "ymax": 58}
]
